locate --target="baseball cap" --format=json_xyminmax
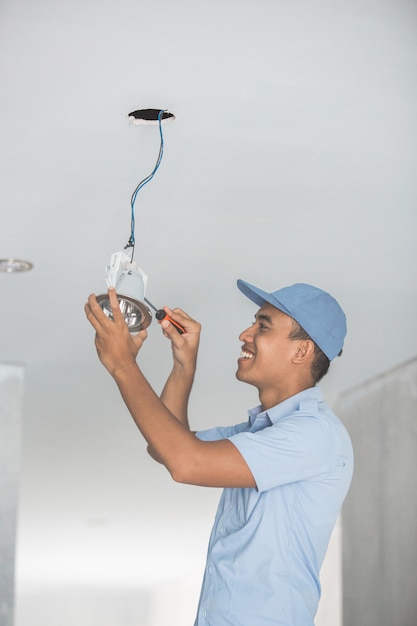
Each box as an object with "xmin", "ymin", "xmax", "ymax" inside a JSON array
[{"xmin": 237, "ymin": 279, "xmax": 347, "ymax": 360}]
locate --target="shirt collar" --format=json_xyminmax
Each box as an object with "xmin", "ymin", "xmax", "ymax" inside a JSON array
[{"xmin": 248, "ymin": 386, "xmax": 324, "ymax": 426}]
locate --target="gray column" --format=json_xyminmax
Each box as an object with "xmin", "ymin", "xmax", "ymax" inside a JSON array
[
  {"xmin": 335, "ymin": 357, "xmax": 417, "ymax": 626},
  {"xmin": 0, "ymin": 363, "xmax": 25, "ymax": 626}
]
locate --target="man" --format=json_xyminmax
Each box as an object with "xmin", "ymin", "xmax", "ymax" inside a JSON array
[{"xmin": 85, "ymin": 279, "xmax": 353, "ymax": 626}]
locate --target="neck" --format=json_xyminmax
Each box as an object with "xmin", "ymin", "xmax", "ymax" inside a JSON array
[{"xmin": 259, "ymin": 379, "xmax": 314, "ymax": 411}]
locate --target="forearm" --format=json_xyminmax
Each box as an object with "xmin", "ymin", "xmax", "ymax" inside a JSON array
[
  {"xmin": 113, "ymin": 361, "xmax": 255, "ymax": 489},
  {"xmin": 114, "ymin": 362, "xmax": 197, "ymax": 476},
  {"xmin": 85, "ymin": 291, "xmax": 256, "ymax": 489},
  {"xmin": 148, "ymin": 366, "xmax": 195, "ymax": 463},
  {"xmin": 158, "ymin": 307, "xmax": 199, "ymax": 428},
  {"xmin": 160, "ymin": 364, "xmax": 195, "ymax": 429}
]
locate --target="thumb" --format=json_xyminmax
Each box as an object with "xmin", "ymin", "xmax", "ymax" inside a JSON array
[{"xmin": 132, "ymin": 328, "xmax": 148, "ymax": 347}]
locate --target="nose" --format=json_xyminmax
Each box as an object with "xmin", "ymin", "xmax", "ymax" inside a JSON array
[{"xmin": 239, "ymin": 324, "xmax": 254, "ymax": 343}]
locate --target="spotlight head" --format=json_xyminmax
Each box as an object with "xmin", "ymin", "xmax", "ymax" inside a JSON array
[
  {"xmin": 96, "ymin": 251, "xmax": 152, "ymax": 333},
  {"xmin": 96, "ymin": 293, "xmax": 152, "ymax": 332}
]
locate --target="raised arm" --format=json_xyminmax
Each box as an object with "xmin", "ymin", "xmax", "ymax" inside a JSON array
[
  {"xmin": 158, "ymin": 305, "xmax": 201, "ymax": 429},
  {"xmin": 84, "ymin": 288, "xmax": 256, "ymax": 489}
]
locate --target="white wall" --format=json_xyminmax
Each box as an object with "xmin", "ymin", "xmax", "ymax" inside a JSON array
[
  {"xmin": 337, "ymin": 357, "xmax": 417, "ymax": 626},
  {"xmin": 16, "ymin": 551, "xmax": 341, "ymax": 626},
  {"xmin": 0, "ymin": 363, "xmax": 25, "ymax": 626},
  {"xmin": 15, "ymin": 497, "xmax": 343, "ymax": 626}
]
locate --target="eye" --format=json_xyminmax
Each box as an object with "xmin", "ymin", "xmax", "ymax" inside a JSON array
[{"xmin": 253, "ymin": 316, "xmax": 270, "ymax": 331}]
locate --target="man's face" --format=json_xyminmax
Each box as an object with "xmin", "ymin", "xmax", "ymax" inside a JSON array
[{"xmin": 236, "ymin": 302, "xmax": 297, "ymax": 396}]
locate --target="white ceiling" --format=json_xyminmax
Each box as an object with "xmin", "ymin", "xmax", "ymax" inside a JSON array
[{"xmin": 1, "ymin": 0, "xmax": 416, "ymax": 613}]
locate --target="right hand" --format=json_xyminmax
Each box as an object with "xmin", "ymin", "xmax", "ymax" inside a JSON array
[
  {"xmin": 85, "ymin": 288, "xmax": 147, "ymax": 377},
  {"xmin": 159, "ymin": 306, "xmax": 201, "ymax": 373}
]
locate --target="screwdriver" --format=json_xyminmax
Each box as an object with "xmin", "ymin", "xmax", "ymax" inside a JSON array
[{"xmin": 144, "ymin": 298, "xmax": 185, "ymax": 334}]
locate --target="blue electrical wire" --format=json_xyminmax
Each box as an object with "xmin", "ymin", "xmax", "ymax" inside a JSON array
[{"xmin": 125, "ymin": 109, "xmax": 165, "ymax": 259}]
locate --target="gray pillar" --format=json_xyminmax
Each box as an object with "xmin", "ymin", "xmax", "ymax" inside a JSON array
[
  {"xmin": 0, "ymin": 363, "xmax": 25, "ymax": 626},
  {"xmin": 335, "ymin": 357, "xmax": 417, "ymax": 626}
]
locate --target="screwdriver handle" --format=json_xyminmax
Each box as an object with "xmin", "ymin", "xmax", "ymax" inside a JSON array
[{"xmin": 155, "ymin": 309, "xmax": 185, "ymax": 334}]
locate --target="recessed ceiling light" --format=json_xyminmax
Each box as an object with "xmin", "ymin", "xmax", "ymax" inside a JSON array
[
  {"xmin": 0, "ymin": 258, "xmax": 33, "ymax": 273},
  {"xmin": 96, "ymin": 250, "xmax": 152, "ymax": 333}
]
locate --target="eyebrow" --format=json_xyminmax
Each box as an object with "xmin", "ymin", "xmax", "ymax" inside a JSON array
[{"xmin": 255, "ymin": 312, "xmax": 274, "ymax": 325}]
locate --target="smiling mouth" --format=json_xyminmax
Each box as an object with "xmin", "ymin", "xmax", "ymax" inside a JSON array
[{"xmin": 239, "ymin": 349, "xmax": 254, "ymax": 360}]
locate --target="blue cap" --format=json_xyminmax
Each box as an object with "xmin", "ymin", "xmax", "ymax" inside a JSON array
[{"xmin": 237, "ymin": 280, "xmax": 347, "ymax": 360}]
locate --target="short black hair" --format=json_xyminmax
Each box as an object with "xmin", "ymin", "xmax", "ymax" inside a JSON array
[{"xmin": 288, "ymin": 319, "xmax": 331, "ymax": 383}]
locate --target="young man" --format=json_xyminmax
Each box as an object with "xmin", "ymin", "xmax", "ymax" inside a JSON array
[{"xmin": 85, "ymin": 279, "xmax": 353, "ymax": 626}]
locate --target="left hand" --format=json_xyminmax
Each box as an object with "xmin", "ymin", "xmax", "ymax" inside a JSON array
[
  {"xmin": 159, "ymin": 306, "xmax": 201, "ymax": 374},
  {"xmin": 84, "ymin": 287, "xmax": 147, "ymax": 376}
]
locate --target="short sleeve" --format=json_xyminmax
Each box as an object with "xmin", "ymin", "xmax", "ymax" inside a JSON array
[{"xmin": 228, "ymin": 414, "xmax": 340, "ymax": 492}]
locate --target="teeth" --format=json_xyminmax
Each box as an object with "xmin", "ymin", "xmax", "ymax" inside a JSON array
[{"xmin": 240, "ymin": 350, "xmax": 253, "ymax": 359}]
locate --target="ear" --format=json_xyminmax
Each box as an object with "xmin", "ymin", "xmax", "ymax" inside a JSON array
[{"xmin": 292, "ymin": 340, "xmax": 315, "ymax": 364}]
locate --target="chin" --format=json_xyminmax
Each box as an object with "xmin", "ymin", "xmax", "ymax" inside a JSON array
[
  {"xmin": 235, "ymin": 367, "xmax": 252, "ymax": 385},
  {"xmin": 235, "ymin": 368, "xmax": 244, "ymax": 382}
]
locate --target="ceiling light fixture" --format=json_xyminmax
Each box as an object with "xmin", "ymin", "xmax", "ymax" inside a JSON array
[
  {"xmin": 96, "ymin": 250, "xmax": 152, "ymax": 332},
  {"xmin": 0, "ymin": 258, "xmax": 33, "ymax": 273},
  {"xmin": 96, "ymin": 108, "xmax": 174, "ymax": 332}
]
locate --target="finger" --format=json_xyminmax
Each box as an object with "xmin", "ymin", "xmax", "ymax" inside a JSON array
[
  {"xmin": 162, "ymin": 307, "xmax": 201, "ymax": 337},
  {"xmin": 160, "ymin": 317, "xmax": 178, "ymax": 336},
  {"xmin": 86, "ymin": 293, "xmax": 106, "ymax": 316},
  {"xmin": 86, "ymin": 293, "xmax": 100, "ymax": 313},
  {"xmin": 165, "ymin": 306, "xmax": 193, "ymax": 323},
  {"xmin": 159, "ymin": 318, "xmax": 185, "ymax": 345},
  {"xmin": 85, "ymin": 295, "xmax": 106, "ymax": 330},
  {"xmin": 160, "ymin": 307, "xmax": 190, "ymax": 331},
  {"xmin": 107, "ymin": 287, "xmax": 125, "ymax": 324}
]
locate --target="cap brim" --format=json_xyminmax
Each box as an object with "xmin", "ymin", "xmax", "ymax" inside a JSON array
[{"xmin": 237, "ymin": 279, "xmax": 292, "ymax": 317}]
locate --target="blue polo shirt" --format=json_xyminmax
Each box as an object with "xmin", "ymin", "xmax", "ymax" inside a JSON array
[{"xmin": 195, "ymin": 386, "xmax": 353, "ymax": 626}]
